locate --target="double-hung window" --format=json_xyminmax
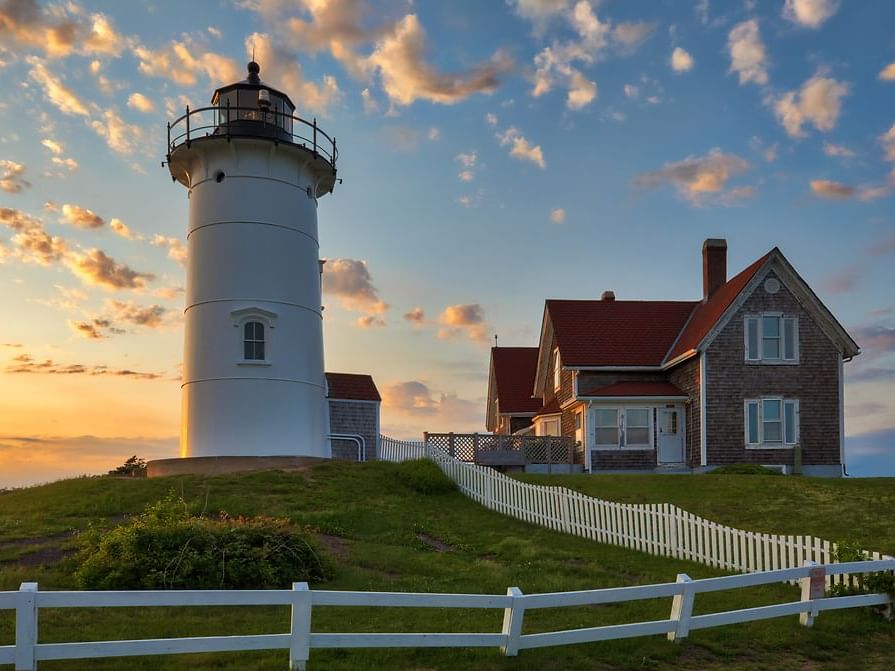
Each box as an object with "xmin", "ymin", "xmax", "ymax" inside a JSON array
[
  {"xmin": 745, "ymin": 314, "xmax": 798, "ymax": 362},
  {"xmin": 243, "ymin": 321, "xmax": 265, "ymax": 361},
  {"xmin": 745, "ymin": 398, "xmax": 799, "ymax": 446},
  {"xmin": 593, "ymin": 408, "xmax": 651, "ymax": 448},
  {"xmin": 553, "ymin": 348, "xmax": 561, "ymax": 391},
  {"xmin": 595, "ymin": 409, "xmax": 619, "ymax": 446},
  {"xmin": 624, "ymin": 408, "xmax": 650, "ymax": 446}
]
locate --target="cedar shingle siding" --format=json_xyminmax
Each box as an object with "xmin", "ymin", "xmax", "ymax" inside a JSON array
[
  {"xmin": 328, "ymin": 399, "xmax": 379, "ymax": 461},
  {"xmin": 704, "ymin": 270, "xmax": 841, "ymax": 467}
]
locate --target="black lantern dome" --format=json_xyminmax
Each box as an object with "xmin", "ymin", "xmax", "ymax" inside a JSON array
[{"xmin": 210, "ymin": 61, "xmax": 296, "ymax": 142}]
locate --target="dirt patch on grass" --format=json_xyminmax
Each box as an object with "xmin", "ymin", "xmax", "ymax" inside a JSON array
[
  {"xmin": 317, "ymin": 533, "xmax": 351, "ymax": 559},
  {"xmin": 0, "ymin": 530, "xmax": 75, "ymax": 550},
  {"xmin": 416, "ymin": 533, "xmax": 454, "ymax": 552},
  {"xmin": 12, "ymin": 545, "xmax": 77, "ymax": 567}
]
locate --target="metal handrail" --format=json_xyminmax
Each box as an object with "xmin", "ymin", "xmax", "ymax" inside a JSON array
[{"xmin": 167, "ymin": 105, "xmax": 337, "ymax": 170}]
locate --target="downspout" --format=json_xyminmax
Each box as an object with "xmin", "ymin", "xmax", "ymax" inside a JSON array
[{"xmin": 840, "ymin": 355, "xmax": 848, "ymax": 477}]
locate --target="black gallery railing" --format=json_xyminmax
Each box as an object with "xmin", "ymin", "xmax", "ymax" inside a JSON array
[{"xmin": 167, "ymin": 105, "xmax": 337, "ymax": 169}]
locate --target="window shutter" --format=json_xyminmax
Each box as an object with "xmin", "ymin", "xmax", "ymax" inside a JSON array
[
  {"xmin": 783, "ymin": 317, "xmax": 798, "ymax": 361},
  {"xmin": 745, "ymin": 400, "xmax": 760, "ymax": 445},
  {"xmin": 784, "ymin": 400, "xmax": 799, "ymax": 444},
  {"xmin": 745, "ymin": 317, "xmax": 759, "ymax": 360}
]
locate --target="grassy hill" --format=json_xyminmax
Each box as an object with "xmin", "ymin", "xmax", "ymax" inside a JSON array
[{"xmin": 1, "ymin": 461, "xmax": 893, "ymax": 670}]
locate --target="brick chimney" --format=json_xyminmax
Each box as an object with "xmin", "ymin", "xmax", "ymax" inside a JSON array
[
  {"xmin": 601, "ymin": 290, "xmax": 616, "ymax": 301},
  {"xmin": 702, "ymin": 239, "xmax": 727, "ymax": 299}
]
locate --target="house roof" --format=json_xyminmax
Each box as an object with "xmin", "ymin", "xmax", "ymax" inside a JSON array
[
  {"xmin": 664, "ymin": 252, "xmax": 772, "ymax": 363},
  {"xmin": 491, "ymin": 347, "xmax": 541, "ymax": 413},
  {"xmin": 546, "ymin": 299, "xmax": 698, "ymax": 367},
  {"xmin": 325, "ymin": 372, "xmax": 381, "ymax": 402},
  {"xmin": 533, "ymin": 398, "xmax": 562, "ymax": 417},
  {"xmin": 583, "ymin": 381, "xmax": 687, "ymax": 398}
]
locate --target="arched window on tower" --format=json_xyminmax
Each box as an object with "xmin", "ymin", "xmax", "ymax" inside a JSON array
[{"xmin": 244, "ymin": 321, "xmax": 265, "ymax": 361}]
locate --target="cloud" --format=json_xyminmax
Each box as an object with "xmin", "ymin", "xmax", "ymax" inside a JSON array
[
  {"xmin": 89, "ymin": 109, "xmax": 144, "ymax": 155},
  {"xmin": 880, "ymin": 123, "xmax": 895, "ymax": 162},
  {"xmin": 49, "ymin": 156, "xmax": 78, "ymax": 173},
  {"xmin": 566, "ymin": 70, "xmax": 597, "ymax": 109},
  {"xmin": 671, "ymin": 47, "xmax": 694, "ymax": 73},
  {"xmin": 109, "ymin": 218, "xmax": 138, "ymax": 240},
  {"xmin": 783, "ymin": 0, "xmax": 839, "ymax": 28},
  {"xmin": 455, "ymin": 151, "xmax": 478, "ymax": 181},
  {"xmin": 10, "ymin": 226, "xmax": 67, "ymax": 265},
  {"xmin": 355, "ymin": 315, "xmax": 386, "ymax": 328},
  {"xmin": 5, "ymin": 353, "xmax": 162, "ymax": 380},
  {"xmin": 381, "ymin": 380, "xmax": 439, "ymax": 413},
  {"xmin": 362, "ymin": 15, "xmax": 511, "ymax": 107},
  {"xmin": 612, "ymin": 21, "xmax": 656, "ymax": 51},
  {"xmin": 245, "ymin": 32, "xmax": 342, "ymax": 115},
  {"xmin": 361, "ymin": 87, "xmax": 379, "ymax": 113},
  {"xmin": 380, "ymin": 379, "xmax": 482, "ymax": 430},
  {"xmin": 823, "ymin": 142, "xmax": 854, "ymax": 158},
  {"xmin": 150, "ymin": 234, "xmax": 187, "ymax": 264},
  {"xmin": 880, "ymin": 63, "xmax": 895, "ymax": 82},
  {"xmin": 809, "ymin": 179, "xmax": 890, "ymax": 202},
  {"xmin": 727, "ymin": 19, "xmax": 768, "ymax": 86},
  {"xmin": 485, "ymin": 112, "xmax": 498, "ymax": 126},
  {"xmin": 0, "ymin": 0, "xmax": 81, "ymax": 57},
  {"xmin": 64, "ymin": 249, "xmax": 155, "ymax": 290},
  {"xmin": 635, "ymin": 148, "xmax": 751, "ymax": 205},
  {"xmin": 550, "ymin": 207, "xmax": 565, "ymax": 224},
  {"xmin": 403, "ymin": 307, "xmax": 425, "ymax": 324},
  {"xmin": 27, "ymin": 59, "xmax": 89, "ymax": 115},
  {"xmin": 0, "ymin": 159, "xmax": 29, "ymax": 193},
  {"xmin": 134, "ymin": 38, "xmax": 240, "ymax": 88},
  {"xmin": 279, "ymin": 0, "xmax": 388, "ymax": 52},
  {"xmin": 497, "ymin": 127, "xmax": 546, "ymax": 168},
  {"xmin": 127, "ymin": 92, "xmax": 155, "ymax": 113},
  {"xmin": 772, "ymin": 73, "xmax": 849, "ymax": 138},
  {"xmin": 322, "ymin": 258, "xmax": 388, "ymax": 315},
  {"xmin": 68, "ymin": 318, "xmax": 122, "ymax": 340},
  {"xmin": 0, "ymin": 206, "xmax": 41, "ymax": 232},
  {"xmin": 40, "ymin": 138, "xmax": 63, "ymax": 155},
  {"xmin": 508, "ymin": 0, "xmax": 571, "ymax": 33},
  {"xmin": 438, "ymin": 303, "xmax": 488, "ymax": 342},
  {"xmin": 61, "ymin": 204, "xmax": 103, "ymax": 229},
  {"xmin": 106, "ymin": 300, "xmax": 170, "ymax": 328},
  {"xmin": 624, "ymin": 84, "xmax": 639, "ymax": 98}
]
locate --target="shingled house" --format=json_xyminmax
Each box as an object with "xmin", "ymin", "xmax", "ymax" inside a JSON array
[
  {"xmin": 326, "ymin": 372, "xmax": 381, "ymax": 461},
  {"xmin": 485, "ymin": 239, "xmax": 860, "ymax": 476}
]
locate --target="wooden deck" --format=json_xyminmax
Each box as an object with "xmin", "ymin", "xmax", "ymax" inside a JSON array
[{"xmin": 423, "ymin": 432, "xmax": 579, "ymax": 470}]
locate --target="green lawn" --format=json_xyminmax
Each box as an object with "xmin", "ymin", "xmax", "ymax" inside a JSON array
[{"xmin": 0, "ymin": 462, "xmax": 892, "ymax": 670}]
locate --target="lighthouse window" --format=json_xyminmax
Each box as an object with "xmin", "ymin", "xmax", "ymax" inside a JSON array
[{"xmin": 243, "ymin": 321, "xmax": 265, "ymax": 360}]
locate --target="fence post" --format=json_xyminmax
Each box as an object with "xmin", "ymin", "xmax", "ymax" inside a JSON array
[
  {"xmin": 667, "ymin": 574, "xmax": 695, "ymax": 643},
  {"xmin": 473, "ymin": 433, "xmax": 480, "ymax": 462},
  {"xmin": 15, "ymin": 582, "xmax": 38, "ymax": 671},
  {"xmin": 449, "ymin": 432, "xmax": 456, "ymax": 458},
  {"xmin": 500, "ymin": 587, "xmax": 525, "ymax": 657},
  {"xmin": 799, "ymin": 561, "xmax": 823, "ymax": 627},
  {"xmin": 289, "ymin": 582, "xmax": 312, "ymax": 670}
]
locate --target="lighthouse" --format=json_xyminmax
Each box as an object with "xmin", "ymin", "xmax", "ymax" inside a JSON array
[{"xmin": 165, "ymin": 61, "xmax": 338, "ymax": 463}]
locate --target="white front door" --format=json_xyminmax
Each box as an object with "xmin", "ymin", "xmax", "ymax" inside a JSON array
[{"xmin": 658, "ymin": 407, "xmax": 684, "ymax": 464}]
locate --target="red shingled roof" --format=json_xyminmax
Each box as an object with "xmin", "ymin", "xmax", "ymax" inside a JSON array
[
  {"xmin": 547, "ymin": 300, "xmax": 698, "ymax": 367},
  {"xmin": 585, "ymin": 381, "xmax": 687, "ymax": 397},
  {"xmin": 664, "ymin": 252, "xmax": 772, "ymax": 362},
  {"xmin": 325, "ymin": 372, "xmax": 381, "ymax": 402},
  {"xmin": 491, "ymin": 347, "xmax": 541, "ymax": 413}
]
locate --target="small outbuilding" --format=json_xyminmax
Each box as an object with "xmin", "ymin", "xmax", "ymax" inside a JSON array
[{"xmin": 326, "ymin": 372, "xmax": 381, "ymax": 461}]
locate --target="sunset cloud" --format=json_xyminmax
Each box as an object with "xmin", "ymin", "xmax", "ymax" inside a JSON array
[
  {"xmin": 823, "ymin": 142, "xmax": 855, "ymax": 158},
  {"xmin": 61, "ymin": 204, "xmax": 104, "ymax": 230},
  {"xmin": 89, "ymin": 109, "xmax": 143, "ymax": 155},
  {"xmin": 68, "ymin": 318, "xmax": 122, "ymax": 340},
  {"xmin": 64, "ymin": 249, "xmax": 155, "ymax": 290},
  {"xmin": 438, "ymin": 303, "xmax": 488, "ymax": 342},
  {"xmin": 106, "ymin": 300, "xmax": 171, "ymax": 328},
  {"xmin": 880, "ymin": 62, "xmax": 895, "ymax": 82},
  {"xmin": 550, "ymin": 207, "xmax": 566, "ymax": 223},
  {"xmin": 380, "ymin": 379, "xmax": 482, "ymax": 430},
  {"xmin": 40, "ymin": 139, "xmax": 63, "ymax": 155},
  {"xmin": 455, "ymin": 151, "xmax": 478, "ymax": 182},
  {"xmin": 772, "ymin": 73, "xmax": 848, "ymax": 138},
  {"xmin": 110, "ymin": 218, "xmax": 139, "ymax": 240},
  {"xmin": 322, "ymin": 258, "xmax": 388, "ymax": 315},
  {"xmin": 810, "ymin": 179, "xmax": 890, "ymax": 201},
  {"xmin": 356, "ymin": 314, "xmax": 386, "ymax": 328},
  {"xmin": 127, "ymin": 92, "xmax": 155, "ymax": 113},
  {"xmin": 5, "ymin": 353, "xmax": 162, "ymax": 380},
  {"xmin": 497, "ymin": 126, "xmax": 546, "ymax": 168},
  {"xmin": 27, "ymin": 59, "xmax": 89, "ymax": 116},
  {"xmin": 0, "ymin": 159, "xmax": 30, "ymax": 193},
  {"xmin": 150, "ymin": 234, "xmax": 187, "ymax": 264},
  {"xmin": 403, "ymin": 307, "xmax": 425, "ymax": 324},
  {"xmin": 783, "ymin": 0, "xmax": 839, "ymax": 28},
  {"xmin": 727, "ymin": 20, "xmax": 768, "ymax": 86},
  {"xmin": 635, "ymin": 149, "xmax": 751, "ymax": 205},
  {"xmin": 566, "ymin": 70, "xmax": 597, "ymax": 109},
  {"xmin": 671, "ymin": 47, "xmax": 694, "ymax": 73},
  {"xmin": 134, "ymin": 38, "xmax": 240, "ymax": 88},
  {"xmin": 10, "ymin": 226, "xmax": 67, "ymax": 265}
]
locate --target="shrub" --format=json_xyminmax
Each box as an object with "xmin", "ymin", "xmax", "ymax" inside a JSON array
[
  {"xmin": 830, "ymin": 539, "xmax": 895, "ymax": 602},
  {"xmin": 108, "ymin": 455, "xmax": 147, "ymax": 477},
  {"xmin": 393, "ymin": 460, "xmax": 456, "ymax": 495},
  {"xmin": 75, "ymin": 493, "xmax": 330, "ymax": 589},
  {"xmin": 707, "ymin": 464, "xmax": 782, "ymax": 475}
]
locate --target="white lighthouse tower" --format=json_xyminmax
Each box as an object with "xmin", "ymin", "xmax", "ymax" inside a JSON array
[{"xmin": 165, "ymin": 61, "xmax": 338, "ymax": 463}]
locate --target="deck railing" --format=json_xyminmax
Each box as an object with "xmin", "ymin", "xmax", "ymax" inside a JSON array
[
  {"xmin": 423, "ymin": 432, "xmax": 579, "ymax": 470},
  {"xmin": 2, "ymin": 561, "xmax": 891, "ymax": 669},
  {"xmin": 379, "ymin": 436, "xmax": 893, "ymax": 588}
]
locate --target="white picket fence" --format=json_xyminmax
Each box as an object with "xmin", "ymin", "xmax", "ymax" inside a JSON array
[
  {"xmin": 2, "ymin": 560, "xmax": 892, "ymax": 669},
  {"xmin": 379, "ymin": 436, "xmax": 893, "ymax": 586}
]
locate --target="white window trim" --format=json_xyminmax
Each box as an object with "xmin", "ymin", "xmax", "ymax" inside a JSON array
[
  {"xmin": 553, "ymin": 348, "xmax": 561, "ymax": 391},
  {"xmin": 744, "ymin": 397, "xmax": 799, "ymax": 449},
  {"xmin": 744, "ymin": 313, "xmax": 799, "ymax": 364},
  {"xmin": 232, "ymin": 308, "xmax": 277, "ymax": 366},
  {"xmin": 590, "ymin": 406, "xmax": 654, "ymax": 451}
]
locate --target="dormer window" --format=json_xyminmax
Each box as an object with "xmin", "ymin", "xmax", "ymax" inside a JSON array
[
  {"xmin": 243, "ymin": 321, "xmax": 265, "ymax": 361},
  {"xmin": 745, "ymin": 314, "xmax": 798, "ymax": 363}
]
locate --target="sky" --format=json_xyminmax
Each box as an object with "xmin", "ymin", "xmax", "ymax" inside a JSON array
[{"xmin": 1, "ymin": 0, "xmax": 894, "ymax": 487}]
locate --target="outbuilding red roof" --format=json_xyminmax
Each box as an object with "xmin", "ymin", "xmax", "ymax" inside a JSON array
[
  {"xmin": 584, "ymin": 381, "xmax": 687, "ymax": 398},
  {"xmin": 491, "ymin": 347, "xmax": 541, "ymax": 413},
  {"xmin": 664, "ymin": 252, "xmax": 772, "ymax": 362},
  {"xmin": 547, "ymin": 300, "xmax": 698, "ymax": 367},
  {"xmin": 325, "ymin": 372, "xmax": 381, "ymax": 402}
]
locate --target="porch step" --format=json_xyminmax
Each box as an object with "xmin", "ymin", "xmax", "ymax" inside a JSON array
[{"xmin": 654, "ymin": 463, "xmax": 691, "ymax": 474}]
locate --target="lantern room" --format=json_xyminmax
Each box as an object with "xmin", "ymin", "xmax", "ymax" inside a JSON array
[{"xmin": 211, "ymin": 61, "xmax": 294, "ymax": 142}]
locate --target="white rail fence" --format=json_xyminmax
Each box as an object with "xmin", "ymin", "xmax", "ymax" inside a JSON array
[
  {"xmin": 379, "ymin": 436, "xmax": 893, "ymax": 586},
  {"xmin": 2, "ymin": 561, "xmax": 892, "ymax": 669}
]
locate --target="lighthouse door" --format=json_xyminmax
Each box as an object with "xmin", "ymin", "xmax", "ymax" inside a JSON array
[{"xmin": 658, "ymin": 407, "xmax": 684, "ymax": 464}]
